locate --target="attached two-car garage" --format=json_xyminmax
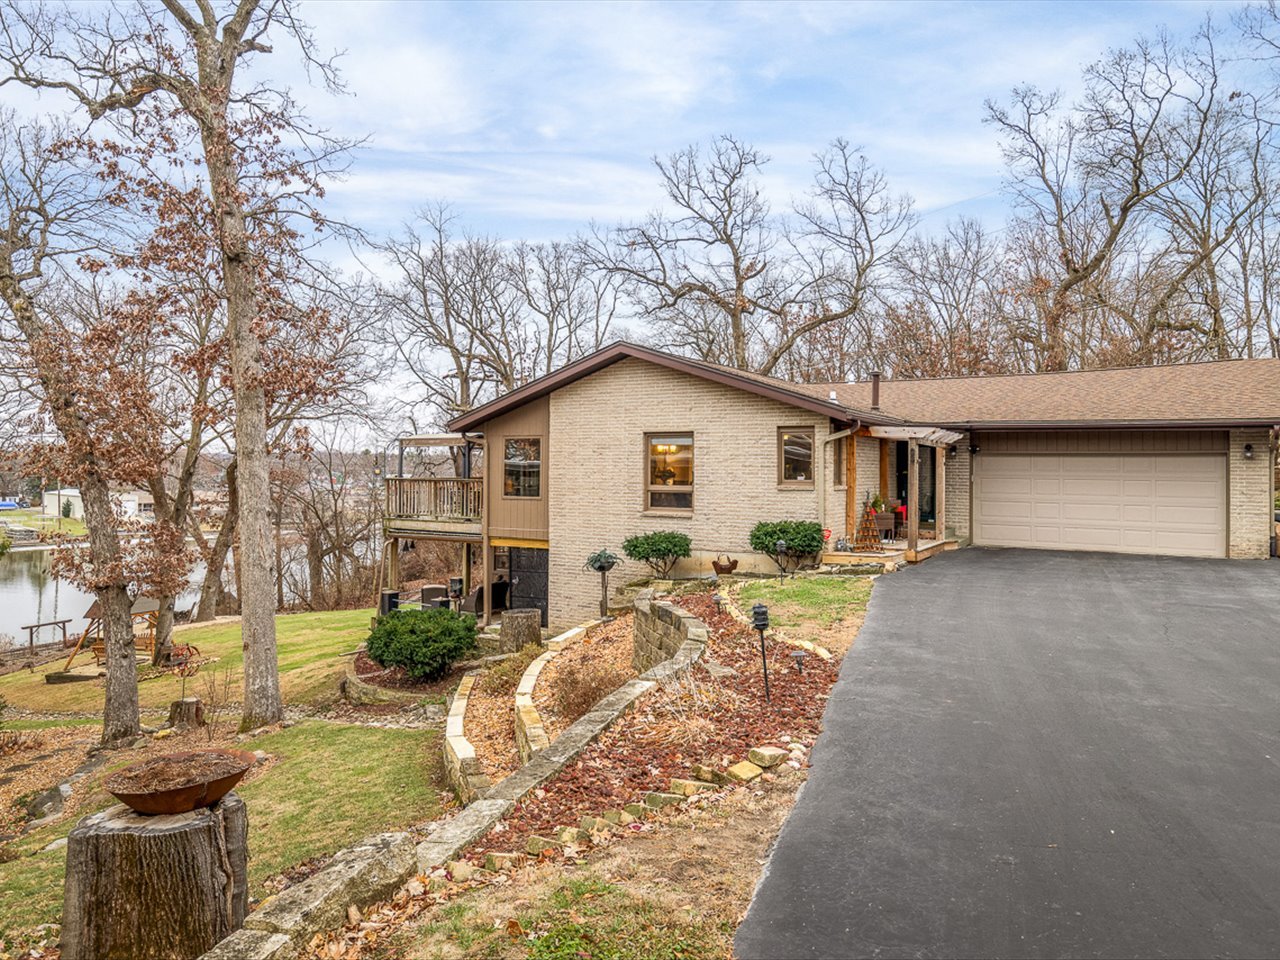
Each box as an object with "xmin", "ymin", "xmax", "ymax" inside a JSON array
[{"xmin": 971, "ymin": 432, "xmax": 1229, "ymax": 559}]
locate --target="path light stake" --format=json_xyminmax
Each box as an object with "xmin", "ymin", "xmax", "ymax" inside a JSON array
[
  {"xmin": 791, "ymin": 649, "xmax": 807, "ymax": 674},
  {"xmin": 752, "ymin": 603, "xmax": 771, "ymax": 703},
  {"xmin": 712, "ymin": 592, "xmax": 724, "ymax": 614},
  {"xmin": 775, "ymin": 539, "xmax": 787, "ymax": 586}
]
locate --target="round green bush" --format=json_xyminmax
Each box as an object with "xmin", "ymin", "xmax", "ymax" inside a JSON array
[
  {"xmin": 622, "ymin": 530, "xmax": 692, "ymax": 577},
  {"xmin": 365, "ymin": 608, "xmax": 478, "ymax": 681},
  {"xmin": 749, "ymin": 520, "xmax": 825, "ymax": 571}
]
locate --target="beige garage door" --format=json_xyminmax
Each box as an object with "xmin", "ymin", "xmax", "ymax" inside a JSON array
[{"xmin": 973, "ymin": 454, "xmax": 1227, "ymax": 558}]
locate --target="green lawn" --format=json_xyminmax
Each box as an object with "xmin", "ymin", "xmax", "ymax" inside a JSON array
[
  {"xmin": 737, "ymin": 575, "xmax": 873, "ymax": 652},
  {"xmin": 0, "ymin": 608, "xmax": 374, "ymax": 714},
  {"xmin": 0, "ymin": 720, "xmax": 445, "ymax": 943},
  {"xmin": 1, "ymin": 507, "xmax": 88, "ymax": 538}
]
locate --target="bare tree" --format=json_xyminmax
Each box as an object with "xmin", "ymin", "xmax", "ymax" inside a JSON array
[{"xmin": 0, "ymin": 0, "xmax": 353, "ymax": 728}]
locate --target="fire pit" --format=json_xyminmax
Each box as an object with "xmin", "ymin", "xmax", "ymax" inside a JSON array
[{"xmin": 104, "ymin": 749, "xmax": 257, "ymax": 815}]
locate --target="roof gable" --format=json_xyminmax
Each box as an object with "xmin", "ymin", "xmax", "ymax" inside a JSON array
[{"xmin": 447, "ymin": 342, "xmax": 895, "ymax": 432}]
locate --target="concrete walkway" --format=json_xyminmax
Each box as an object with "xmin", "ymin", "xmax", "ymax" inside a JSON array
[{"xmin": 736, "ymin": 549, "xmax": 1280, "ymax": 959}]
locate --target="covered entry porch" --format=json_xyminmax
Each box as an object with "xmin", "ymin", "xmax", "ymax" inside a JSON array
[{"xmin": 827, "ymin": 424, "xmax": 964, "ymax": 565}]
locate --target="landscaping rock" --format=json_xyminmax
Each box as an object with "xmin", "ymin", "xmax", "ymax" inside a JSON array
[
  {"xmin": 748, "ymin": 746, "xmax": 788, "ymax": 769},
  {"xmin": 602, "ymin": 808, "xmax": 635, "ymax": 825},
  {"xmin": 691, "ymin": 763, "xmax": 731, "ymax": 785},
  {"xmin": 555, "ymin": 826, "xmax": 586, "ymax": 844},
  {"xmin": 670, "ymin": 778, "xmax": 717, "ymax": 796},
  {"xmin": 484, "ymin": 852, "xmax": 521, "ymax": 872},
  {"xmin": 623, "ymin": 803, "xmax": 650, "ymax": 820},
  {"xmin": 446, "ymin": 859, "xmax": 478, "ymax": 882},
  {"xmin": 580, "ymin": 816, "xmax": 616, "ymax": 833},
  {"xmin": 644, "ymin": 791, "xmax": 684, "ymax": 809},
  {"xmin": 525, "ymin": 835, "xmax": 564, "ymax": 856},
  {"xmin": 200, "ymin": 928, "xmax": 294, "ymax": 960},
  {"xmin": 415, "ymin": 799, "xmax": 514, "ymax": 873},
  {"xmin": 244, "ymin": 833, "xmax": 415, "ymax": 946},
  {"xmin": 726, "ymin": 760, "xmax": 764, "ymax": 783},
  {"xmin": 153, "ymin": 729, "xmax": 173, "ymax": 740}
]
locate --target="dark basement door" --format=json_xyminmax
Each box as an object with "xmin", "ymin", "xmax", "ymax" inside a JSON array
[{"xmin": 508, "ymin": 547, "xmax": 548, "ymax": 627}]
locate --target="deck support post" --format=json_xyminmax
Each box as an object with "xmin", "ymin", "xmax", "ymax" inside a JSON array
[
  {"xmin": 879, "ymin": 439, "xmax": 889, "ymax": 500},
  {"xmin": 388, "ymin": 537, "xmax": 400, "ymax": 592},
  {"xmin": 907, "ymin": 438, "xmax": 920, "ymax": 555},
  {"xmin": 462, "ymin": 542, "xmax": 472, "ymax": 596},
  {"xmin": 481, "ymin": 535, "xmax": 492, "ymax": 628}
]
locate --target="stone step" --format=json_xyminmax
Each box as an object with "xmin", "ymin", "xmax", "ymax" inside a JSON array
[
  {"xmin": 643, "ymin": 791, "xmax": 683, "ymax": 809},
  {"xmin": 669, "ymin": 778, "xmax": 717, "ymax": 797}
]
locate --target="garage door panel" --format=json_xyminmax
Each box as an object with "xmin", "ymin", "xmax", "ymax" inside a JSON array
[{"xmin": 974, "ymin": 453, "xmax": 1225, "ymax": 559}]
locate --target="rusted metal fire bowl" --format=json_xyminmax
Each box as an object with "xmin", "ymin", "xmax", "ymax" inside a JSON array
[{"xmin": 105, "ymin": 749, "xmax": 257, "ymax": 816}]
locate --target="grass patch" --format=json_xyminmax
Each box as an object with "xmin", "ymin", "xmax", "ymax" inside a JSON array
[
  {"xmin": 0, "ymin": 608, "xmax": 372, "ymax": 713},
  {"xmin": 0, "ymin": 720, "xmax": 444, "ymax": 940},
  {"xmin": 397, "ymin": 874, "xmax": 728, "ymax": 960},
  {"xmin": 2, "ymin": 508, "xmax": 88, "ymax": 537},
  {"xmin": 737, "ymin": 575, "xmax": 872, "ymax": 629},
  {"xmin": 2, "ymin": 717, "xmax": 102, "ymax": 731}
]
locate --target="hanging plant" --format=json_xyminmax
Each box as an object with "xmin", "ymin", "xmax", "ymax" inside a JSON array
[{"xmin": 584, "ymin": 548, "xmax": 621, "ymax": 573}]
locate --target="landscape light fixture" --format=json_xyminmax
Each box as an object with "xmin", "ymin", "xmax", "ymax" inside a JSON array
[
  {"xmin": 712, "ymin": 592, "xmax": 724, "ymax": 614},
  {"xmin": 774, "ymin": 539, "xmax": 787, "ymax": 585},
  {"xmin": 1244, "ymin": 443, "xmax": 1255, "ymax": 459},
  {"xmin": 752, "ymin": 602, "xmax": 772, "ymax": 702},
  {"xmin": 791, "ymin": 649, "xmax": 807, "ymax": 674}
]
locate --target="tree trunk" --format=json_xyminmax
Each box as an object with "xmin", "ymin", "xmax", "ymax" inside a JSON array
[
  {"xmin": 152, "ymin": 597, "xmax": 176, "ymax": 667},
  {"xmin": 195, "ymin": 462, "xmax": 237, "ymax": 623},
  {"xmin": 80, "ymin": 473, "xmax": 140, "ymax": 745},
  {"xmin": 62, "ymin": 793, "xmax": 248, "ymax": 960},
  {"xmin": 167, "ymin": 697, "xmax": 206, "ymax": 730},
  {"xmin": 306, "ymin": 525, "xmax": 324, "ymax": 606},
  {"xmin": 499, "ymin": 608, "xmax": 542, "ymax": 654}
]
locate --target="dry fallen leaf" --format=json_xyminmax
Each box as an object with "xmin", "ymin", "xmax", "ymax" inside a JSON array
[{"xmin": 505, "ymin": 918, "xmax": 525, "ymax": 939}]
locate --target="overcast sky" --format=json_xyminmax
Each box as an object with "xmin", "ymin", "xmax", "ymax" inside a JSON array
[{"xmin": 271, "ymin": 0, "xmax": 1226, "ymax": 247}]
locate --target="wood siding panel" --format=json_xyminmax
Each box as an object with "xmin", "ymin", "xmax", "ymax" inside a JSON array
[{"xmin": 482, "ymin": 396, "xmax": 550, "ymax": 541}]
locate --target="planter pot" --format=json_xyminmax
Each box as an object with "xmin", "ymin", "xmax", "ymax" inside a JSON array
[{"xmin": 588, "ymin": 560, "xmax": 618, "ymax": 573}]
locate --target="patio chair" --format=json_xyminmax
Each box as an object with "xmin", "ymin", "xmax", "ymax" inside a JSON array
[{"xmin": 420, "ymin": 584, "xmax": 448, "ymax": 604}]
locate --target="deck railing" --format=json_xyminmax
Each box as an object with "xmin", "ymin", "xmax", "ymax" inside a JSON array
[{"xmin": 385, "ymin": 477, "xmax": 483, "ymax": 521}]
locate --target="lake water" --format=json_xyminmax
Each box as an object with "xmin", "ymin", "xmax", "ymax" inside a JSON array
[{"xmin": 0, "ymin": 549, "xmax": 203, "ymax": 650}]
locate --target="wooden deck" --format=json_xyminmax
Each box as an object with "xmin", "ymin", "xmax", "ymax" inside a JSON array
[{"xmin": 822, "ymin": 538, "xmax": 958, "ymax": 568}]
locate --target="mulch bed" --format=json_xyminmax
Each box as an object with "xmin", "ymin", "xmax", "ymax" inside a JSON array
[
  {"xmin": 464, "ymin": 674, "xmax": 523, "ymax": 783},
  {"xmin": 0, "ymin": 726, "xmax": 96, "ymax": 837},
  {"xmin": 467, "ymin": 589, "xmax": 840, "ymax": 861},
  {"xmin": 532, "ymin": 614, "xmax": 637, "ymax": 739},
  {"xmin": 353, "ymin": 651, "xmax": 463, "ymax": 697}
]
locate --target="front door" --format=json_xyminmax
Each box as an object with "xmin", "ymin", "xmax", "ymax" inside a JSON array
[{"xmin": 508, "ymin": 547, "xmax": 548, "ymax": 627}]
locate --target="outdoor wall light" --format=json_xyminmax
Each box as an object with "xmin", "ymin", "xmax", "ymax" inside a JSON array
[
  {"xmin": 969, "ymin": 444, "xmax": 981, "ymax": 456},
  {"xmin": 1244, "ymin": 443, "xmax": 1255, "ymax": 459},
  {"xmin": 947, "ymin": 445, "xmax": 957, "ymax": 460}
]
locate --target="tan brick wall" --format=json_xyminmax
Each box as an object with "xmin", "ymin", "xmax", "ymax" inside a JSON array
[
  {"xmin": 944, "ymin": 433, "xmax": 971, "ymax": 543},
  {"xmin": 1229, "ymin": 427, "xmax": 1273, "ymax": 559},
  {"xmin": 546, "ymin": 358, "xmax": 842, "ymax": 626}
]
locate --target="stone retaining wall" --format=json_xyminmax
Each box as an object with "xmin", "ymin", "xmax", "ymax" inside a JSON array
[
  {"xmin": 198, "ymin": 607, "xmax": 705, "ymax": 960},
  {"xmin": 443, "ymin": 674, "xmax": 489, "ymax": 804},
  {"xmin": 632, "ymin": 590, "xmax": 709, "ymax": 673},
  {"xmin": 513, "ymin": 621, "xmax": 600, "ymax": 764}
]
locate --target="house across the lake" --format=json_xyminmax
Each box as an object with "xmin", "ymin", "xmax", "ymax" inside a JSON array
[
  {"xmin": 41, "ymin": 488, "xmax": 156, "ymax": 521},
  {"xmin": 382, "ymin": 342, "xmax": 1280, "ymax": 628}
]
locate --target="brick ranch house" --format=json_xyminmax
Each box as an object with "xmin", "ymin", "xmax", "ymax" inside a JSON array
[{"xmin": 381, "ymin": 342, "xmax": 1280, "ymax": 628}]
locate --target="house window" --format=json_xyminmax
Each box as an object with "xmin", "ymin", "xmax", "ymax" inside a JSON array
[
  {"xmin": 833, "ymin": 437, "xmax": 846, "ymax": 487},
  {"xmin": 503, "ymin": 438, "xmax": 541, "ymax": 498},
  {"xmin": 646, "ymin": 433, "xmax": 693, "ymax": 511},
  {"xmin": 779, "ymin": 427, "xmax": 815, "ymax": 486}
]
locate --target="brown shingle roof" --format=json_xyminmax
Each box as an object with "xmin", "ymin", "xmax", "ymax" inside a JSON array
[{"xmin": 814, "ymin": 359, "xmax": 1280, "ymax": 428}]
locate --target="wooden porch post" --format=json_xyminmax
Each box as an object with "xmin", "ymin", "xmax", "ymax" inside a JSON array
[
  {"xmin": 907, "ymin": 438, "xmax": 920, "ymax": 554},
  {"xmin": 845, "ymin": 436, "xmax": 858, "ymax": 538},
  {"xmin": 387, "ymin": 537, "xmax": 400, "ymax": 592},
  {"xmin": 936, "ymin": 447, "xmax": 946, "ymax": 542},
  {"xmin": 879, "ymin": 440, "xmax": 889, "ymax": 500},
  {"xmin": 462, "ymin": 542, "xmax": 472, "ymax": 595}
]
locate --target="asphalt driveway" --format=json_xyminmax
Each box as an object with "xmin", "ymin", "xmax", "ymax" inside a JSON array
[{"xmin": 736, "ymin": 548, "xmax": 1280, "ymax": 959}]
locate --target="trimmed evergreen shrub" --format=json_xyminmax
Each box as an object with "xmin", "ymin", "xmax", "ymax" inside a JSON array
[
  {"xmin": 622, "ymin": 531, "xmax": 692, "ymax": 578},
  {"xmin": 366, "ymin": 608, "xmax": 478, "ymax": 681},
  {"xmin": 749, "ymin": 520, "xmax": 825, "ymax": 572}
]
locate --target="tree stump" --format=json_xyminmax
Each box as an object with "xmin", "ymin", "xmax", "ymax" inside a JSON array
[
  {"xmin": 62, "ymin": 792, "xmax": 248, "ymax": 960},
  {"xmin": 166, "ymin": 697, "xmax": 206, "ymax": 730},
  {"xmin": 499, "ymin": 608, "xmax": 542, "ymax": 653}
]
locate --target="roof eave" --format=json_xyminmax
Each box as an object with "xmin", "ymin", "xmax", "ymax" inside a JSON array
[{"xmin": 921, "ymin": 418, "xmax": 1280, "ymax": 431}]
